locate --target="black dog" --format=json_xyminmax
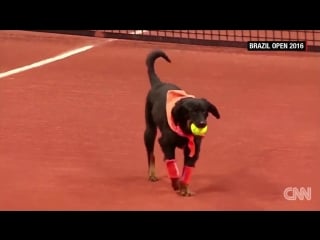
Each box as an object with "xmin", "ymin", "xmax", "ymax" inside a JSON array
[{"xmin": 143, "ymin": 49, "xmax": 220, "ymax": 196}]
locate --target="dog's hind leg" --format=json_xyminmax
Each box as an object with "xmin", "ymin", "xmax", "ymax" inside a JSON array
[
  {"xmin": 144, "ymin": 126, "xmax": 158, "ymax": 182},
  {"xmin": 144, "ymin": 102, "xmax": 159, "ymax": 182}
]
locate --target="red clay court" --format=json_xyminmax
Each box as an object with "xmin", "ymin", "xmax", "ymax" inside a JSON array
[{"xmin": 0, "ymin": 30, "xmax": 319, "ymax": 210}]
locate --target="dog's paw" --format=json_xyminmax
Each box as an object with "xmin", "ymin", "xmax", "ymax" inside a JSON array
[
  {"xmin": 178, "ymin": 190, "xmax": 195, "ymax": 197},
  {"xmin": 148, "ymin": 175, "xmax": 159, "ymax": 182},
  {"xmin": 177, "ymin": 183, "xmax": 195, "ymax": 197},
  {"xmin": 171, "ymin": 178, "xmax": 180, "ymax": 191}
]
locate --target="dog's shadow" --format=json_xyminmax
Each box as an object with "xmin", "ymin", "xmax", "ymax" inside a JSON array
[
  {"xmin": 194, "ymin": 171, "xmax": 283, "ymax": 201},
  {"xmin": 117, "ymin": 174, "xmax": 171, "ymax": 192},
  {"xmin": 194, "ymin": 174, "xmax": 233, "ymax": 194},
  {"xmin": 120, "ymin": 174, "xmax": 233, "ymax": 195}
]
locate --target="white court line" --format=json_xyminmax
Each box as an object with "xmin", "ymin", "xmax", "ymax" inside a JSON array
[
  {"xmin": 133, "ymin": 30, "xmax": 149, "ymax": 35},
  {"xmin": 0, "ymin": 45, "xmax": 94, "ymax": 79},
  {"xmin": 0, "ymin": 30, "xmax": 149, "ymax": 79}
]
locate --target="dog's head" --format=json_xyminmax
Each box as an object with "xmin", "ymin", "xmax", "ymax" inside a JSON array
[{"xmin": 172, "ymin": 97, "xmax": 220, "ymax": 135}]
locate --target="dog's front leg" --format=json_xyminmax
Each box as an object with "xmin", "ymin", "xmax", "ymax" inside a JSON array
[
  {"xmin": 178, "ymin": 139, "xmax": 202, "ymax": 197},
  {"xmin": 158, "ymin": 137, "xmax": 180, "ymax": 191},
  {"xmin": 179, "ymin": 160, "xmax": 197, "ymax": 197}
]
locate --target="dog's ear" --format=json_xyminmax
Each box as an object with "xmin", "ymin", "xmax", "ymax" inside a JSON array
[
  {"xmin": 172, "ymin": 100, "xmax": 189, "ymax": 125},
  {"xmin": 201, "ymin": 98, "xmax": 220, "ymax": 119}
]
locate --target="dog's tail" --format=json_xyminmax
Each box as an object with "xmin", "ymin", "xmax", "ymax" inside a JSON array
[{"xmin": 146, "ymin": 49, "xmax": 171, "ymax": 87}]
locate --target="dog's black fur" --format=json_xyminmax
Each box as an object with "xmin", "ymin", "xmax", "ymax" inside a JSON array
[{"xmin": 143, "ymin": 49, "xmax": 220, "ymax": 196}]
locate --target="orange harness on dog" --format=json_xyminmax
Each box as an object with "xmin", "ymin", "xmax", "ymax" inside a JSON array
[{"xmin": 165, "ymin": 90, "xmax": 196, "ymax": 157}]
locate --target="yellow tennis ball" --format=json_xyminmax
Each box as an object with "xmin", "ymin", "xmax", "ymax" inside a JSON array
[{"xmin": 190, "ymin": 123, "xmax": 208, "ymax": 136}]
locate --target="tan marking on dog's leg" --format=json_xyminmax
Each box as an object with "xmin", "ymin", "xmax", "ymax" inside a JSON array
[{"xmin": 148, "ymin": 153, "xmax": 159, "ymax": 182}]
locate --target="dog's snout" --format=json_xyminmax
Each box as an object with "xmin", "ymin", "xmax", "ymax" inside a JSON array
[{"xmin": 197, "ymin": 121, "xmax": 207, "ymax": 128}]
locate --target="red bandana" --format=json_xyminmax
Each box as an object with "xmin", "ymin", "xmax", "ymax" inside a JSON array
[{"xmin": 165, "ymin": 90, "xmax": 196, "ymax": 157}]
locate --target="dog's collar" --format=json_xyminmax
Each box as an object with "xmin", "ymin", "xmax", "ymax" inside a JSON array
[
  {"xmin": 174, "ymin": 125, "xmax": 196, "ymax": 158},
  {"xmin": 174, "ymin": 125, "xmax": 188, "ymax": 137}
]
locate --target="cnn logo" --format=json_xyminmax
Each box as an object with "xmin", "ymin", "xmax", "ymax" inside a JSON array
[{"xmin": 283, "ymin": 187, "xmax": 312, "ymax": 201}]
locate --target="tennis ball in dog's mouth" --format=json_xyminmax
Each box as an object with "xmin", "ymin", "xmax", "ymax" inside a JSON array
[{"xmin": 190, "ymin": 123, "xmax": 208, "ymax": 136}]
